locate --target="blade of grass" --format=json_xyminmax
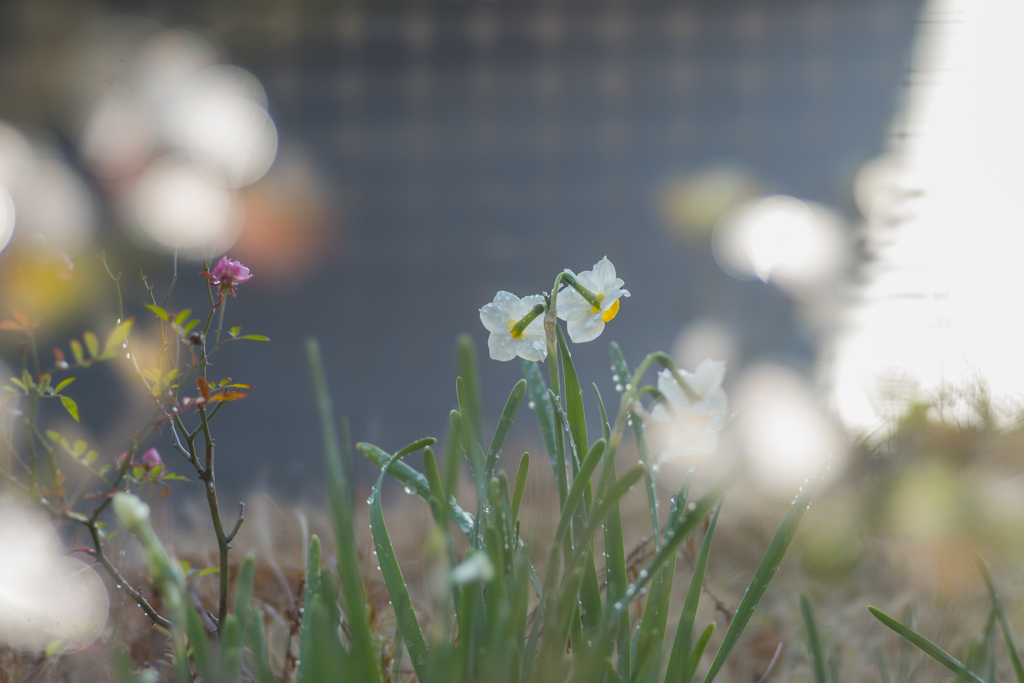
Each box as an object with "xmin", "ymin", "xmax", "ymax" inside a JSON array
[
  {"xmin": 701, "ymin": 477, "xmax": 816, "ymax": 683},
  {"xmin": 358, "ymin": 441, "xmax": 476, "ymax": 537},
  {"xmin": 248, "ymin": 606, "xmax": 277, "ymax": 683},
  {"xmin": 297, "ymin": 535, "xmax": 322, "ymax": 683},
  {"xmin": 665, "ymin": 501, "xmax": 721, "ymax": 683},
  {"xmin": 800, "ymin": 592, "xmax": 828, "ymax": 683},
  {"xmin": 458, "ymin": 333, "xmax": 484, "ymax": 443},
  {"xmin": 869, "ymin": 606, "xmax": 986, "ymax": 683},
  {"xmin": 630, "ymin": 415, "xmax": 660, "ymax": 550},
  {"xmin": 979, "ymin": 558, "xmax": 1024, "ymax": 683},
  {"xmin": 485, "ymin": 379, "xmax": 527, "ymax": 478},
  {"xmin": 369, "ymin": 441, "xmax": 434, "ymax": 683},
  {"xmin": 569, "ymin": 478, "xmax": 728, "ymax": 683},
  {"xmin": 595, "ymin": 380, "xmax": 630, "ymax": 679},
  {"xmin": 631, "ymin": 478, "xmax": 691, "ymax": 683},
  {"xmin": 512, "ymin": 452, "xmax": 530, "ymax": 524},
  {"xmin": 306, "ymin": 338, "xmax": 382, "ymax": 683},
  {"xmin": 522, "ymin": 359, "xmax": 565, "ymax": 507}
]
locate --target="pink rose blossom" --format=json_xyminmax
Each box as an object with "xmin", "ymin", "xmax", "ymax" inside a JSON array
[
  {"xmin": 206, "ymin": 256, "xmax": 253, "ymax": 303},
  {"xmin": 141, "ymin": 448, "xmax": 163, "ymax": 469},
  {"xmin": 211, "ymin": 257, "xmax": 252, "ymax": 288}
]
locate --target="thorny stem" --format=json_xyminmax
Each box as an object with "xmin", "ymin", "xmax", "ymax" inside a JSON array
[
  {"xmin": 84, "ymin": 521, "xmax": 171, "ymax": 629},
  {"xmin": 215, "ymin": 295, "xmax": 227, "ymax": 348}
]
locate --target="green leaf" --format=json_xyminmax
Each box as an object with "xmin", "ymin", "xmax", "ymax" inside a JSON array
[
  {"xmin": 369, "ymin": 444, "xmax": 431, "ymax": 683},
  {"xmin": 666, "ymin": 501, "xmax": 720, "ymax": 683},
  {"xmin": 869, "ymin": 606, "xmax": 986, "ymax": 683},
  {"xmin": 631, "ymin": 412, "xmax": 660, "ymax": 550},
  {"xmin": 457, "ymin": 333, "xmax": 484, "ymax": 445},
  {"xmin": 801, "ymin": 593, "xmax": 829, "ymax": 683},
  {"xmin": 102, "ymin": 319, "xmax": 134, "ymax": 358},
  {"xmin": 186, "ymin": 602, "xmax": 216, "ymax": 681},
  {"xmin": 702, "ymin": 478, "xmax": 817, "ymax": 683},
  {"xmin": 198, "ymin": 567, "xmax": 220, "ymax": 577},
  {"xmin": 9, "ymin": 377, "xmax": 26, "ymax": 391},
  {"xmin": 248, "ymin": 606, "xmax": 278, "ymax": 683},
  {"xmin": 84, "ymin": 331, "xmax": 100, "ymax": 358},
  {"xmin": 69, "ymin": 340, "xmax": 84, "ymax": 365},
  {"xmin": 512, "ymin": 452, "xmax": 530, "ymax": 524},
  {"xmin": 357, "ymin": 441, "xmax": 475, "ymax": 537},
  {"xmin": 73, "ymin": 440, "xmax": 87, "ymax": 456},
  {"xmin": 173, "ymin": 309, "xmax": 191, "ymax": 326},
  {"xmin": 182, "ymin": 319, "xmax": 199, "ymax": 334},
  {"xmin": 521, "ymin": 359, "xmax": 561, "ymax": 496},
  {"xmin": 145, "ymin": 304, "xmax": 170, "ymax": 321},
  {"xmin": 229, "ymin": 326, "xmax": 240, "ymax": 337},
  {"xmin": 556, "ymin": 327, "xmax": 588, "ymax": 466},
  {"xmin": 53, "ymin": 377, "xmax": 75, "ymax": 394},
  {"xmin": 237, "ymin": 334, "xmax": 270, "ymax": 341},
  {"xmin": 45, "ymin": 429, "xmax": 60, "ymax": 442},
  {"xmin": 978, "ymin": 558, "xmax": 1024, "ymax": 683},
  {"xmin": 484, "ymin": 379, "xmax": 526, "ymax": 479},
  {"xmin": 60, "ymin": 396, "xmax": 79, "ymax": 422},
  {"xmin": 306, "ymin": 338, "xmax": 383, "ymax": 683}
]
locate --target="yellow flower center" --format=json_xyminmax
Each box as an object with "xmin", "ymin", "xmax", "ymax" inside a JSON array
[
  {"xmin": 600, "ymin": 298, "xmax": 620, "ymax": 322},
  {"xmin": 506, "ymin": 320, "xmax": 524, "ymax": 339}
]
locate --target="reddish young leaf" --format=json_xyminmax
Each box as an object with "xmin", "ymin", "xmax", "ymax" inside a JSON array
[
  {"xmin": 196, "ymin": 377, "xmax": 211, "ymax": 401},
  {"xmin": 0, "ymin": 320, "xmax": 21, "ymax": 331},
  {"xmin": 11, "ymin": 309, "xmax": 30, "ymax": 328}
]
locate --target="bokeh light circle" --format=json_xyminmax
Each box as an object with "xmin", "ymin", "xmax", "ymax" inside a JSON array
[{"xmin": 133, "ymin": 157, "xmax": 244, "ymax": 256}]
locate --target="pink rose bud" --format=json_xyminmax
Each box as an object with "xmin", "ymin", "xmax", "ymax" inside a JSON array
[
  {"xmin": 141, "ymin": 448, "xmax": 162, "ymax": 469},
  {"xmin": 211, "ymin": 256, "xmax": 253, "ymax": 289}
]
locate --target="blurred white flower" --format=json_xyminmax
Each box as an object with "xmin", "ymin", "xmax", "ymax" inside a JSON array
[
  {"xmin": 113, "ymin": 492, "xmax": 151, "ymax": 534},
  {"xmin": 479, "ymin": 291, "xmax": 547, "ymax": 362},
  {"xmin": 556, "ymin": 256, "xmax": 630, "ymax": 343},
  {"xmin": 648, "ymin": 360, "xmax": 728, "ymax": 463}
]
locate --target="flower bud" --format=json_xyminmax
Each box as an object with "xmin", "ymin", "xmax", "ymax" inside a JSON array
[
  {"xmin": 141, "ymin": 448, "xmax": 162, "ymax": 469},
  {"xmin": 113, "ymin": 492, "xmax": 150, "ymax": 534}
]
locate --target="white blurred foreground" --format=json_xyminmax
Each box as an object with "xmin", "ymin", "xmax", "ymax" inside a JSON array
[{"xmin": 0, "ymin": 501, "xmax": 107, "ymax": 652}]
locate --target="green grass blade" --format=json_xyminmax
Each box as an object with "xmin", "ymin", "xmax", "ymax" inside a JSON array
[
  {"xmin": 302, "ymin": 595, "xmax": 349, "ymax": 681},
  {"xmin": 689, "ymin": 623, "xmax": 716, "ymax": 679},
  {"xmin": 556, "ymin": 326, "xmax": 589, "ymax": 465},
  {"xmin": 701, "ymin": 478, "xmax": 815, "ymax": 683},
  {"xmin": 444, "ymin": 422, "xmax": 461, "ymax": 505},
  {"xmin": 221, "ymin": 553, "xmax": 257, "ymax": 680},
  {"xmin": 630, "ymin": 415, "xmax": 660, "ymax": 550},
  {"xmin": 185, "ymin": 604, "xmax": 216, "ymax": 681},
  {"xmin": 358, "ymin": 441, "xmax": 476, "ymax": 536},
  {"xmin": 458, "ymin": 333, "xmax": 484, "ymax": 444},
  {"xmin": 370, "ymin": 443, "xmax": 434, "ymax": 683},
  {"xmin": 665, "ymin": 501, "xmax": 720, "ymax": 683},
  {"xmin": 521, "ymin": 359, "xmax": 564, "ymax": 505},
  {"xmin": 456, "ymin": 382, "xmax": 485, "ymax": 476},
  {"xmin": 306, "ymin": 338, "xmax": 383, "ymax": 683},
  {"xmin": 544, "ymin": 439, "xmax": 607, "ymax": 584},
  {"xmin": 800, "ymin": 592, "xmax": 828, "ymax": 683},
  {"xmin": 869, "ymin": 606, "xmax": 986, "ymax": 683},
  {"xmin": 485, "ymin": 379, "xmax": 527, "ymax": 478},
  {"xmin": 569, "ymin": 478, "xmax": 728, "ymax": 683},
  {"xmin": 875, "ymin": 646, "xmax": 892, "ymax": 683},
  {"xmin": 249, "ymin": 606, "xmax": 277, "ymax": 683},
  {"xmin": 297, "ymin": 536, "xmax": 323, "ymax": 683},
  {"xmin": 595, "ymin": 379, "xmax": 630, "ymax": 678},
  {"xmin": 979, "ymin": 558, "xmax": 1024, "ymax": 683},
  {"xmin": 512, "ymin": 452, "xmax": 530, "ymax": 523},
  {"xmin": 632, "ymin": 477, "xmax": 690, "ymax": 682}
]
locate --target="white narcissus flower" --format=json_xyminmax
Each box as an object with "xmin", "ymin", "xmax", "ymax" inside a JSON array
[
  {"xmin": 556, "ymin": 256, "xmax": 630, "ymax": 343},
  {"xmin": 648, "ymin": 360, "xmax": 728, "ymax": 463},
  {"xmin": 479, "ymin": 291, "xmax": 548, "ymax": 361}
]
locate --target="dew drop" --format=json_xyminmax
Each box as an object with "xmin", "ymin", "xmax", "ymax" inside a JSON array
[
  {"xmin": 615, "ymin": 384, "xmax": 623, "ymax": 392},
  {"xmin": 404, "ymin": 486, "xmax": 414, "ymax": 495},
  {"xmin": 416, "ymin": 654, "xmax": 426, "ymax": 665},
  {"xmin": 528, "ymin": 401, "xmax": 536, "ymax": 410}
]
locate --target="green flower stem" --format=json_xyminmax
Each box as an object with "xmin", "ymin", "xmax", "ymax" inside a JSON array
[
  {"xmin": 559, "ymin": 271, "xmax": 603, "ymax": 310},
  {"xmin": 511, "ymin": 303, "xmax": 546, "ymax": 338},
  {"xmin": 215, "ymin": 295, "xmax": 227, "ymax": 347}
]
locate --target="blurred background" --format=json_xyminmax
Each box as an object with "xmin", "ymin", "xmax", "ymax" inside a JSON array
[{"xmin": 3, "ymin": 0, "xmax": 1016, "ymax": 505}]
